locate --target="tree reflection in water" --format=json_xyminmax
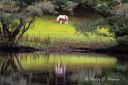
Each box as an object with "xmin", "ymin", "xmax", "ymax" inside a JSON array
[
  {"xmin": 0, "ymin": 52, "xmax": 127, "ymax": 85},
  {"xmin": 0, "ymin": 53, "xmax": 25, "ymax": 85}
]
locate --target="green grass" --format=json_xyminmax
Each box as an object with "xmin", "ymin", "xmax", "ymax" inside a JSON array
[{"xmin": 21, "ymin": 15, "xmax": 116, "ymax": 49}]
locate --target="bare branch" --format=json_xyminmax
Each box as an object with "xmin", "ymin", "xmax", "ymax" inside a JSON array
[
  {"xmin": 17, "ymin": 16, "xmax": 35, "ymax": 41},
  {"xmin": 11, "ymin": 18, "xmax": 25, "ymax": 40}
]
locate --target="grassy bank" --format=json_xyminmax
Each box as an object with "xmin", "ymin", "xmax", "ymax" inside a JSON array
[{"xmin": 20, "ymin": 15, "xmax": 116, "ymax": 50}]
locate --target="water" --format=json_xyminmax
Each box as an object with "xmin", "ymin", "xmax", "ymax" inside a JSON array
[{"xmin": 0, "ymin": 52, "xmax": 128, "ymax": 85}]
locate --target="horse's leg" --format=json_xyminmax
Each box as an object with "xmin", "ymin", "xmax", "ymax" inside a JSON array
[
  {"xmin": 65, "ymin": 17, "xmax": 68, "ymax": 24},
  {"xmin": 66, "ymin": 21, "xmax": 68, "ymax": 24},
  {"xmin": 64, "ymin": 21, "xmax": 67, "ymax": 24},
  {"xmin": 65, "ymin": 20, "xmax": 68, "ymax": 24},
  {"xmin": 60, "ymin": 21, "xmax": 63, "ymax": 24}
]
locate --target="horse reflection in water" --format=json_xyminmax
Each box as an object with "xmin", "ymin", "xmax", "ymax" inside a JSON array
[
  {"xmin": 55, "ymin": 63, "xmax": 66, "ymax": 75},
  {"xmin": 54, "ymin": 62, "xmax": 66, "ymax": 85}
]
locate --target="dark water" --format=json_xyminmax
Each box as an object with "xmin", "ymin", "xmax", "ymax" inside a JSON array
[{"xmin": 0, "ymin": 52, "xmax": 128, "ymax": 85}]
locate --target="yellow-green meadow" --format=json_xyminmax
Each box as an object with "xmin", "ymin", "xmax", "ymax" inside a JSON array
[{"xmin": 21, "ymin": 16, "xmax": 116, "ymax": 49}]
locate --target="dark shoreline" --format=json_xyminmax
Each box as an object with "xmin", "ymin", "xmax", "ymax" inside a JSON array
[
  {"xmin": 0, "ymin": 45, "xmax": 128, "ymax": 55},
  {"xmin": 70, "ymin": 47, "xmax": 128, "ymax": 55},
  {"xmin": 0, "ymin": 46, "xmax": 43, "ymax": 53}
]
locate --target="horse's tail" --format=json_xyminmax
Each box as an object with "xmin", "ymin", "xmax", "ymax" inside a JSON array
[{"xmin": 56, "ymin": 17, "xmax": 59, "ymax": 21}]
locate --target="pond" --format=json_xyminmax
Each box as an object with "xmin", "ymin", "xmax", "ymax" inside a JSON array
[{"xmin": 0, "ymin": 52, "xmax": 128, "ymax": 85}]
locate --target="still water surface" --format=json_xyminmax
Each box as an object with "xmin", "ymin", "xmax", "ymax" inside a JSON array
[{"xmin": 0, "ymin": 52, "xmax": 128, "ymax": 85}]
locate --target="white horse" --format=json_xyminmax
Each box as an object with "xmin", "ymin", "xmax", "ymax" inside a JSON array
[{"xmin": 56, "ymin": 15, "xmax": 69, "ymax": 24}]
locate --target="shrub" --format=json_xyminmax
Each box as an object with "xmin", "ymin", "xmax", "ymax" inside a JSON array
[
  {"xmin": 41, "ymin": 1, "xmax": 58, "ymax": 14},
  {"xmin": 96, "ymin": 26, "xmax": 114, "ymax": 37}
]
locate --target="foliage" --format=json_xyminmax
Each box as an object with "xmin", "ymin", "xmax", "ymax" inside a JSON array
[
  {"xmin": 96, "ymin": 26, "xmax": 114, "ymax": 37},
  {"xmin": 61, "ymin": 1, "xmax": 78, "ymax": 15},
  {"xmin": 74, "ymin": 18, "xmax": 106, "ymax": 32},
  {"xmin": 53, "ymin": 0, "xmax": 78, "ymax": 15},
  {"xmin": 107, "ymin": 15, "xmax": 128, "ymax": 46},
  {"xmin": 0, "ymin": 0, "xmax": 43, "ymax": 44},
  {"xmin": 41, "ymin": 1, "xmax": 58, "ymax": 14},
  {"xmin": 97, "ymin": 3, "xmax": 128, "ymax": 47},
  {"xmin": 74, "ymin": 0, "xmax": 128, "ymax": 47}
]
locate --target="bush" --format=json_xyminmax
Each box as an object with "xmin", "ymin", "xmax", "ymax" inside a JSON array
[
  {"xmin": 96, "ymin": 26, "xmax": 114, "ymax": 37},
  {"xmin": 53, "ymin": 0, "xmax": 78, "ymax": 15},
  {"xmin": 106, "ymin": 14, "xmax": 128, "ymax": 46},
  {"xmin": 41, "ymin": 1, "xmax": 58, "ymax": 14},
  {"xmin": 117, "ymin": 36, "xmax": 128, "ymax": 46},
  {"xmin": 74, "ymin": 18, "xmax": 105, "ymax": 33},
  {"xmin": 62, "ymin": 1, "xmax": 78, "ymax": 15}
]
